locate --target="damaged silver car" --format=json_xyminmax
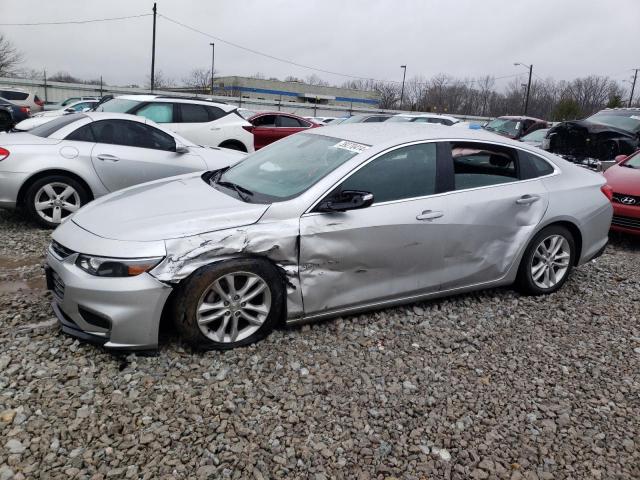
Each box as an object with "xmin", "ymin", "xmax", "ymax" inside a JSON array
[{"xmin": 45, "ymin": 124, "xmax": 613, "ymax": 350}]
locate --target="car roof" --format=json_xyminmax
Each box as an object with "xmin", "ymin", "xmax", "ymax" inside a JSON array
[
  {"xmin": 84, "ymin": 111, "xmax": 149, "ymax": 122},
  {"xmin": 305, "ymin": 122, "xmax": 527, "ymax": 148},
  {"xmin": 499, "ymin": 115, "xmax": 546, "ymax": 122},
  {"xmin": 395, "ymin": 113, "xmax": 458, "ymax": 120},
  {"xmin": 114, "ymin": 94, "xmax": 235, "ymax": 112}
]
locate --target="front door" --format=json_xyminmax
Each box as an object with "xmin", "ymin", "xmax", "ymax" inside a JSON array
[
  {"xmin": 89, "ymin": 119, "xmax": 206, "ymax": 192},
  {"xmin": 299, "ymin": 142, "xmax": 446, "ymax": 315}
]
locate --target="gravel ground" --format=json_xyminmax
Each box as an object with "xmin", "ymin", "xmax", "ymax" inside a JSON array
[{"xmin": 0, "ymin": 209, "xmax": 638, "ymax": 480}]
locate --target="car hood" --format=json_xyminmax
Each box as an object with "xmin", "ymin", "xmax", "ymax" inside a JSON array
[
  {"xmin": 604, "ymin": 164, "xmax": 640, "ymax": 196},
  {"xmin": 72, "ymin": 173, "xmax": 270, "ymax": 241}
]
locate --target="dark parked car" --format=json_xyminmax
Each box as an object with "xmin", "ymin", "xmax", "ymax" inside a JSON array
[
  {"xmin": 0, "ymin": 97, "xmax": 31, "ymax": 131},
  {"xmin": 247, "ymin": 112, "xmax": 320, "ymax": 150},
  {"xmin": 542, "ymin": 108, "xmax": 640, "ymax": 170},
  {"xmin": 483, "ymin": 116, "xmax": 549, "ymax": 140}
]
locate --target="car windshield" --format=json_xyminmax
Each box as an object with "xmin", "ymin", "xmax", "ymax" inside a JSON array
[
  {"xmin": 521, "ymin": 129, "xmax": 549, "ymax": 142},
  {"xmin": 624, "ymin": 152, "xmax": 640, "ymax": 168},
  {"xmin": 484, "ymin": 118, "xmax": 521, "ymax": 136},
  {"xmin": 340, "ymin": 115, "xmax": 368, "ymax": 124},
  {"xmin": 29, "ymin": 113, "xmax": 87, "ymax": 137},
  {"xmin": 585, "ymin": 112, "xmax": 640, "ymax": 133},
  {"xmin": 95, "ymin": 98, "xmax": 141, "ymax": 113},
  {"xmin": 217, "ymin": 134, "xmax": 365, "ymax": 202}
]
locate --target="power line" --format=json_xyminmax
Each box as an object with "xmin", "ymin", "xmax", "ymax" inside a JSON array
[{"xmin": 0, "ymin": 13, "xmax": 152, "ymax": 26}]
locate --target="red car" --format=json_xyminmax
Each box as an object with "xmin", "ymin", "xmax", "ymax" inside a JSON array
[
  {"xmin": 603, "ymin": 151, "xmax": 640, "ymax": 236},
  {"xmin": 246, "ymin": 112, "xmax": 320, "ymax": 150}
]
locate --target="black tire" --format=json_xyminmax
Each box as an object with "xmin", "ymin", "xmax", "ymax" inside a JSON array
[
  {"xmin": 0, "ymin": 111, "xmax": 12, "ymax": 131},
  {"xmin": 516, "ymin": 225, "xmax": 575, "ymax": 296},
  {"xmin": 219, "ymin": 140, "xmax": 247, "ymax": 152},
  {"xmin": 173, "ymin": 258, "xmax": 285, "ymax": 350},
  {"xmin": 24, "ymin": 175, "xmax": 91, "ymax": 228}
]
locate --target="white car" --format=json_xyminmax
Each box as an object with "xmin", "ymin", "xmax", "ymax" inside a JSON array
[
  {"xmin": 0, "ymin": 112, "xmax": 245, "ymax": 227},
  {"xmin": 43, "ymin": 96, "xmax": 100, "ymax": 111},
  {"xmin": 387, "ymin": 113, "xmax": 460, "ymax": 126},
  {"xmin": 0, "ymin": 88, "xmax": 45, "ymax": 112},
  {"xmin": 15, "ymin": 99, "xmax": 100, "ymax": 131},
  {"xmin": 96, "ymin": 95, "xmax": 255, "ymax": 152}
]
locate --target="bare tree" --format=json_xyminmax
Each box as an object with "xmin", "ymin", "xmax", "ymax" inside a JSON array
[
  {"xmin": 145, "ymin": 70, "xmax": 174, "ymax": 90},
  {"xmin": 48, "ymin": 71, "xmax": 82, "ymax": 83},
  {"xmin": 182, "ymin": 67, "xmax": 216, "ymax": 92},
  {"xmin": 0, "ymin": 34, "xmax": 23, "ymax": 77}
]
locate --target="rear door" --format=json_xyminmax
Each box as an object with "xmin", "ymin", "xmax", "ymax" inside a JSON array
[
  {"xmin": 250, "ymin": 114, "xmax": 279, "ymax": 150},
  {"xmin": 274, "ymin": 115, "xmax": 311, "ymax": 143},
  {"xmin": 299, "ymin": 142, "xmax": 448, "ymax": 315},
  {"xmin": 89, "ymin": 119, "xmax": 206, "ymax": 192},
  {"xmin": 435, "ymin": 141, "xmax": 550, "ymax": 290}
]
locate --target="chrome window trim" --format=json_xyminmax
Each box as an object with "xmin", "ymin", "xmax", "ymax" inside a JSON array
[{"xmin": 302, "ymin": 138, "xmax": 561, "ymax": 216}]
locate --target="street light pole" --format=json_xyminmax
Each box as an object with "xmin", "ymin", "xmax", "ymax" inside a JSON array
[
  {"xmin": 514, "ymin": 62, "xmax": 533, "ymax": 115},
  {"xmin": 150, "ymin": 2, "xmax": 157, "ymax": 92},
  {"xmin": 400, "ymin": 65, "xmax": 407, "ymax": 109},
  {"xmin": 210, "ymin": 42, "xmax": 215, "ymax": 96}
]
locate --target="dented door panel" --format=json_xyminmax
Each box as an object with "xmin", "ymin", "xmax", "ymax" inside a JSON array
[
  {"xmin": 299, "ymin": 197, "xmax": 447, "ymax": 315},
  {"xmin": 436, "ymin": 180, "xmax": 549, "ymax": 290}
]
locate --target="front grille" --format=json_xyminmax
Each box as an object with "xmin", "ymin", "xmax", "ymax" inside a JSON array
[
  {"xmin": 612, "ymin": 193, "xmax": 640, "ymax": 206},
  {"xmin": 612, "ymin": 215, "xmax": 640, "ymax": 230},
  {"xmin": 50, "ymin": 269, "xmax": 65, "ymax": 299},
  {"xmin": 50, "ymin": 240, "xmax": 75, "ymax": 260}
]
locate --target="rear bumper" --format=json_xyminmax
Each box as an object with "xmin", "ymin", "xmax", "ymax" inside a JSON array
[
  {"xmin": 0, "ymin": 171, "xmax": 28, "ymax": 209},
  {"xmin": 45, "ymin": 248, "xmax": 172, "ymax": 351}
]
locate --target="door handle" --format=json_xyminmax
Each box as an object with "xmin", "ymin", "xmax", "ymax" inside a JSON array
[
  {"xmin": 96, "ymin": 154, "xmax": 119, "ymax": 162},
  {"xmin": 210, "ymin": 127, "xmax": 221, "ymax": 131},
  {"xmin": 516, "ymin": 194, "xmax": 541, "ymax": 205},
  {"xmin": 416, "ymin": 210, "xmax": 444, "ymax": 221}
]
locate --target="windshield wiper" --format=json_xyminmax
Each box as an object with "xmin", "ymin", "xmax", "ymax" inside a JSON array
[{"xmin": 216, "ymin": 180, "xmax": 254, "ymax": 202}]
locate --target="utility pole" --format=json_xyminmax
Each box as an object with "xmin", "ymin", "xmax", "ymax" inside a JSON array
[
  {"xmin": 43, "ymin": 69, "xmax": 48, "ymax": 103},
  {"xmin": 514, "ymin": 62, "xmax": 533, "ymax": 115},
  {"xmin": 100, "ymin": 76, "xmax": 103, "ymax": 96},
  {"xmin": 629, "ymin": 69, "xmax": 639, "ymax": 107},
  {"xmin": 150, "ymin": 3, "xmax": 157, "ymax": 92},
  {"xmin": 399, "ymin": 65, "xmax": 407, "ymax": 109},
  {"xmin": 210, "ymin": 42, "xmax": 215, "ymax": 96}
]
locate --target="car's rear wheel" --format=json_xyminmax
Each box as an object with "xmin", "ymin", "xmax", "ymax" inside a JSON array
[
  {"xmin": 517, "ymin": 225, "xmax": 575, "ymax": 295},
  {"xmin": 174, "ymin": 258, "xmax": 284, "ymax": 350},
  {"xmin": 24, "ymin": 175, "xmax": 90, "ymax": 228}
]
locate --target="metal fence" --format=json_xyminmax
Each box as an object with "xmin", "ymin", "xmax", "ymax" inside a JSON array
[{"xmin": 0, "ymin": 76, "xmax": 492, "ymax": 122}]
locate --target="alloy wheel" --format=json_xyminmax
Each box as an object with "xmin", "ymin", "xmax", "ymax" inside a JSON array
[
  {"xmin": 530, "ymin": 234, "xmax": 571, "ymax": 289},
  {"xmin": 196, "ymin": 271, "xmax": 272, "ymax": 343},
  {"xmin": 34, "ymin": 182, "xmax": 81, "ymax": 224}
]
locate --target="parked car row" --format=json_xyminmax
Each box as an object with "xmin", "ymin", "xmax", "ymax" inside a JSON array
[{"xmin": 0, "ymin": 97, "xmax": 32, "ymax": 131}]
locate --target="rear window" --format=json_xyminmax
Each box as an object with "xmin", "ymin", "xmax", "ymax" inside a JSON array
[
  {"xmin": 29, "ymin": 113, "xmax": 88, "ymax": 138},
  {"xmin": 1, "ymin": 90, "xmax": 29, "ymax": 101}
]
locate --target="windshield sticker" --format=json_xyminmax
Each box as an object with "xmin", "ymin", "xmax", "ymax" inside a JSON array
[{"xmin": 333, "ymin": 140, "xmax": 369, "ymax": 154}]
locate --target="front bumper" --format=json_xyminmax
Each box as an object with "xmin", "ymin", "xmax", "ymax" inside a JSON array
[
  {"xmin": 610, "ymin": 203, "xmax": 640, "ymax": 236},
  {"xmin": 45, "ymin": 247, "xmax": 172, "ymax": 350}
]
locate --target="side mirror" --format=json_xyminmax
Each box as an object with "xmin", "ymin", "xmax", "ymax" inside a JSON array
[
  {"xmin": 64, "ymin": 107, "xmax": 75, "ymax": 114},
  {"xmin": 175, "ymin": 144, "xmax": 189, "ymax": 154},
  {"xmin": 615, "ymin": 154, "xmax": 628, "ymax": 163},
  {"xmin": 317, "ymin": 190, "xmax": 374, "ymax": 212}
]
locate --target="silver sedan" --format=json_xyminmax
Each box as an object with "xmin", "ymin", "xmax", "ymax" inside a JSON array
[
  {"xmin": 45, "ymin": 123, "xmax": 613, "ymax": 351},
  {"xmin": 0, "ymin": 112, "xmax": 244, "ymax": 227}
]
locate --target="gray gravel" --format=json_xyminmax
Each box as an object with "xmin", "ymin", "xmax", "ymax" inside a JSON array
[{"xmin": 0, "ymin": 209, "xmax": 639, "ymax": 480}]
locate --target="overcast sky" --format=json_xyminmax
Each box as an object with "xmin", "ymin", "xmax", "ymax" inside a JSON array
[{"xmin": 1, "ymin": 0, "xmax": 638, "ymax": 89}]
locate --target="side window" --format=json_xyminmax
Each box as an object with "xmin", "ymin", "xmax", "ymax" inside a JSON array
[
  {"xmin": 340, "ymin": 143, "xmax": 437, "ymax": 203},
  {"xmin": 252, "ymin": 115, "xmax": 277, "ymax": 127},
  {"xmin": 1, "ymin": 91, "xmax": 28, "ymax": 101},
  {"xmin": 207, "ymin": 106, "xmax": 226, "ymax": 121},
  {"xmin": 136, "ymin": 103, "xmax": 174, "ymax": 123},
  {"xmin": 413, "ymin": 117, "xmax": 429, "ymax": 123},
  {"xmin": 278, "ymin": 116, "xmax": 303, "ymax": 128},
  {"xmin": 66, "ymin": 124, "xmax": 96, "ymax": 142},
  {"xmin": 91, "ymin": 120, "xmax": 175, "ymax": 151},
  {"xmin": 518, "ymin": 150, "xmax": 555, "ymax": 178},
  {"xmin": 451, "ymin": 142, "xmax": 518, "ymax": 190},
  {"xmin": 180, "ymin": 103, "xmax": 210, "ymax": 123}
]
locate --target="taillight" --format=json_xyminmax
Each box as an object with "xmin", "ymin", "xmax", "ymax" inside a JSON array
[
  {"xmin": 0, "ymin": 147, "xmax": 10, "ymax": 161},
  {"xmin": 242, "ymin": 125, "xmax": 254, "ymax": 133},
  {"xmin": 35, "ymin": 98, "xmax": 44, "ymax": 106},
  {"xmin": 20, "ymin": 106, "xmax": 30, "ymax": 114},
  {"xmin": 601, "ymin": 184, "xmax": 613, "ymax": 201}
]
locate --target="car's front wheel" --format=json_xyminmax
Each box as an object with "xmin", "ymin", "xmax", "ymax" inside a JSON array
[
  {"xmin": 24, "ymin": 175, "xmax": 90, "ymax": 228},
  {"xmin": 517, "ymin": 225, "xmax": 575, "ymax": 295},
  {"xmin": 174, "ymin": 258, "xmax": 284, "ymax": 350}
]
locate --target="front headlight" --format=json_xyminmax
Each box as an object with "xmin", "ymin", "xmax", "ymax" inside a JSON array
[{"xmin": 76, "ymin": 255, "xmax": 164, "ymax": 277}]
